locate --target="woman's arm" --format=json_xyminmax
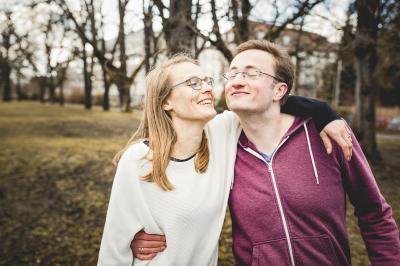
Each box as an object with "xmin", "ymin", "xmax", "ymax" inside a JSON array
[
  {"xmin": 282, "ymin": 95, "xmax": 340, "ymax": 132},
  {"xmin": 98, "ymin": 146, "xmax": 147, "ymax": 266},
  {"xmin": 282, "ymin": 95, "xmax": 353, "ymax": 160}
]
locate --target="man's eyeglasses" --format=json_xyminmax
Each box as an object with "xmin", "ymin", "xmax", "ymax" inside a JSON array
[
  {"xmin": 170, "ymin": 76, "xmax": 214, "ymax": 90},
  {"xmin": 223, "ymin": 69, "xmax": 284, "ymax": 83}
]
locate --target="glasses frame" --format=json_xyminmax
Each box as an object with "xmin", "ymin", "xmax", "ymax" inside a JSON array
[
  {"xmin": 169, "ymin": 76, "xmax": 215, "ymax": 91},
  {"xmin": 223, "ymin": 70, "xmax": 284, "ymax": 83}
]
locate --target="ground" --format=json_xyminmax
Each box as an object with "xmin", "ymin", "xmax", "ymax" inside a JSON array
[{"xmin": 0, "ymin": 102, "xmax": 399, "ymax": 265}]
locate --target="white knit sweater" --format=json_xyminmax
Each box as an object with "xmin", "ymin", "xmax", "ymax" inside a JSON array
[{"xmin": 98, "ymin": 111, "xmax": 241, "ymax": 266}]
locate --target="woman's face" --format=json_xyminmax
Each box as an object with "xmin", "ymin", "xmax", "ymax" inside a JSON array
[{"xmin": 164, "ymin": 62, "xmax": 217, "ymax": 124}]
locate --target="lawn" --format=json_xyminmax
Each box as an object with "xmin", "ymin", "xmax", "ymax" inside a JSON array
[{"xmin": 0, "ymin": 102, "xmax": 399, "ymax": 265}]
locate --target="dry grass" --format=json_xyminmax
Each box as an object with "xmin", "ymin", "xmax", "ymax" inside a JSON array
[{"xmin": 0, "ymin": 102, "xmax": 399, "ymax": 266}]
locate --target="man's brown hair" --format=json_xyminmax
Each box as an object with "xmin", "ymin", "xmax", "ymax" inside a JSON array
[{"xmin": 234, "ymin": 40, "xmax": 295, "ymax": 104}]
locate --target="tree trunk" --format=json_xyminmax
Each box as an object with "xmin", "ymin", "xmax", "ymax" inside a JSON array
[
  {"xmin": 48, "ymin": 76, "xmax": 55, "ymax": 103},
  {"xmin": 16, "ymin": 72, "xmax": 22, "ymax": 101},
  {"xmin": 118, "ymin": 0, "xmax": 130, "ymax": 111},
  {"xmin": 101, "ymin": 64, "xmax": 110, "ymax": 111},
  {"xmin": 2, "ymin": 63, "xmax": 12, "ymax": 101},
  {"xmin": 353, "ymin": 0, "xmax": 380, "ymax": 160},
  {"xmin": 292, "ymin": 18, "xmax": 305, "ymax": 94},
  {"xmin": 45, "ymin": 15, "xmax": 56, "ymax": 104},
  {"xmin": 82, "ymin": 39, "xmax": 92, "ymax": 109},
  {"xmin": 59, "ymin": 81, "xmax": 64, "ymax": 106},
  {"xmin": 2, "ymin": 28, "xmax": 12, "ymax": 101},
  {"xmin": 39, "ymin": 77, "xmax": 46, "ymax": 103},
  {"xmin": 143, "ymin": 0, "xmax": 153, "ymax": 73},
  {"xmin": 164, "ymin": 0, "xmax": 195, "ymax": 54},
  {"xmin": 231, "ymin": 0, "xmax": 250, "ymax": 44}
]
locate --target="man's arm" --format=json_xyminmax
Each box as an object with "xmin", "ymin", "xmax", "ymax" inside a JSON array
[
  {"xmin": 130, "ymin": 231, "xmax": 166, "ymax": 260},
  {"xmin": 283, "ymin": 95, "xmax": 353, "ymax": 160},
  {"xmin": 341, "ymin": 133, "xmax": 400, "ymax": 265}
]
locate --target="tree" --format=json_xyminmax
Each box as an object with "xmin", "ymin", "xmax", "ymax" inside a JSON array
[
  {"xmin": 56, "ymin": 0, "xmax": 145, "ymax": 112},
  {"xmin": 0, "ymin": 12, "xmax": 14, "ymax": 101},
  {"xmin": 353, "ymin": 0, "xmax": 380, "ymax": 160},
  {"xmin": 156, "ymin": 0, "xmax": 196, "ymax": 54},
  {"xmin": 376, "ymin": 0, "xmax": 400, "ymax": 106}
]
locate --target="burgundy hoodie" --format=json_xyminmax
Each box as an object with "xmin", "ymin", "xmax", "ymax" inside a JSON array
[{"xmin": 229, "ymin": 117, "xmax": 400, "ymax": 266}]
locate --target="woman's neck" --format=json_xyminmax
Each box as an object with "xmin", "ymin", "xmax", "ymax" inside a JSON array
[{"xmin": 171, "ymin": 118, "xmax": 205, "ymax": 160}]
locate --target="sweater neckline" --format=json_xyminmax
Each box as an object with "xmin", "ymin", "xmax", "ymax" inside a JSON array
[{"xmin": 143, "ymin": 140, "xmax": 196, "ymax": 162}]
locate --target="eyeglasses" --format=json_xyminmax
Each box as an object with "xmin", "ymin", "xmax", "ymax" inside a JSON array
[
  {"xmin": 223, "ymin": 69, "xmax": 284, "ymax": 83},
  {"xmin": 169, "ymin": 76, "xmax": 214, "ymax": 90}
]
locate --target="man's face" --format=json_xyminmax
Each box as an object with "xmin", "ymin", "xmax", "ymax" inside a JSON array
[{"xmin": 224, "ymin": 49, "xmax": 279, "ymax": 114}]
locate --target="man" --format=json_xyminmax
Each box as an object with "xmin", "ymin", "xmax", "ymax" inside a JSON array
[{"xmin": 131, "ymin": 40, "xmax": 400, "ymax": 265}]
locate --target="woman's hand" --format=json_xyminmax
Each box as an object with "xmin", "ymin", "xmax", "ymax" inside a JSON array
[{"xmin": 320, "ymin": 119, "xmax": 353, "ymax": 161}]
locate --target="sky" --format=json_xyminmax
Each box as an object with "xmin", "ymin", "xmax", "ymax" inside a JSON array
[
  {"xmin": 97, "ymin": 0, "xmax": 351, "ymax": 42},
  {"xmin": 1, "ymin": 0, "xmax": 351, "ymax": 42},
  {"xmin": 0, "ymin": 0, "xmax": 352, "ymax": 77}
]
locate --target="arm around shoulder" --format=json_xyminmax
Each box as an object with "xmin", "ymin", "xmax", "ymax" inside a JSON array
[{"xmin": 282, "ymin": 95, "xmax": 340, "ymax": 131}]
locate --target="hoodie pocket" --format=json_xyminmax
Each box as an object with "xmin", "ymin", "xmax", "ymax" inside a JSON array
[
  {"xmin": 251, "ymin": 238, "xmax": 292, "ymax": 266},
  {"xmin": 292, "ymin": 235, "xmax": 341, "ymax": 266}
]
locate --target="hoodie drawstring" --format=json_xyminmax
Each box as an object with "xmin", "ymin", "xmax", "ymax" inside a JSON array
[{"xmin": 304, "ymin": 122, "xmax": 320, "ymax": 185}]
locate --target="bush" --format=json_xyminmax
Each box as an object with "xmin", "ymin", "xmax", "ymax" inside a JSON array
[{"xmin": 65, "ymin": 87, "xmax": 85, "ymax": 104}]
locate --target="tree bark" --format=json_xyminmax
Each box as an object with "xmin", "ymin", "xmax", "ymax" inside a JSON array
[
  {"xmin": 353, "ymin": 0, "xmax": 380, "ymax": 160},
  {"xmin": 163, "ymin": 0, "xmax": 195, "ymax": 54},
  {"xmin": 101, "ymin": 64, "xmax": 110, "ymax": 111},
  {"xmin": 231, "ymin": 0, "xmax": 251, "ymax": 44},
  {"xmin": 118, "ymin": 0, "xmax": 130, "ymax": 111},
  {"xmin": 82, "ymin": 38, "xmax": 92, "ymax": 109},
  {"xmin": 2, "ymin": 17, "xmax": 12, "ymax": 102},
  {"xmin": 143, "ymin": 0, "xmax": 153, "ymax": 73},
  {"xmin": 100, "ymin": 35, "xmax": 110, "ymax": 111},
  {"xmin": 2, "ymin": 63, "xmax": 12, "ymax": 101}
]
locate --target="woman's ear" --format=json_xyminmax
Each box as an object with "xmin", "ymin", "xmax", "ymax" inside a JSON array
[
  {"xmin": 163, "ymin": 100, "xmax": 172, "ymax": 111},
  {"xmin": 273, "ymin": 83, "xmax": 288, "ymax": 102}
]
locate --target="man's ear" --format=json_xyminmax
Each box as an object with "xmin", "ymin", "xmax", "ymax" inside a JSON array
[{"xmin": 273, "ymin": 83, "xmax": 288, "ymax": 102}]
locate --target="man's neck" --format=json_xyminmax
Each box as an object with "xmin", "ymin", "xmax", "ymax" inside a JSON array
[
  {"xmin": 171, "ymin": 118, "xmax": 205, "ymax": 160},
  {"xmin": 237, "ymin": 106, "xmax": 294, "ymax": 155}
]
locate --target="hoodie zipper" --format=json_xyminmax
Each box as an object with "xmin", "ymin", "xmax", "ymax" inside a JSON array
[{"xmin": 240, "ymin": 136, "xmax": 295, "ymax": 266}]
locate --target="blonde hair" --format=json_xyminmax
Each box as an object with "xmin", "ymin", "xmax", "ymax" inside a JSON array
[
  {"xmin": 113, "ymin": 54, "xmax": 210, "ymax": 191},
  {"xmin": 234, "ymin": 40, "xmax": 295, "ymax": 104}
]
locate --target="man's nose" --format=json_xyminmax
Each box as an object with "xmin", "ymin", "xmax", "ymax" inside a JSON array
[{"xmin": 230, "ymin": 75, "xmax": 246, "ymax": 89}]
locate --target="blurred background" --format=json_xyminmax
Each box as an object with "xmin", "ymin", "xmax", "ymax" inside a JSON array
[{"xmin": 0, "ymin": 0, "xmax": 399, "ymax": 265}]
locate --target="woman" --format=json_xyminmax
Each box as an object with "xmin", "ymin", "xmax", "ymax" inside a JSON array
[{"xmin": 98, "ymin": 54, "xmax": 346, "ymax": 265}]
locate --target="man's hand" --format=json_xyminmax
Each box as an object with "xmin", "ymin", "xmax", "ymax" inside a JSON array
[
  {"xmin": 320, "ymin": 119, "xmax": 353, "ymax": 161},
  {"xmin": 131, "ymin": 231, "xmax": 166, "ymax": 260}
]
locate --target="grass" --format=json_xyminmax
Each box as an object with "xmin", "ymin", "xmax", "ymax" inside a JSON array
[{"xmin": 0, "ymin": 102, "xmax": 399, "ymax": 266}]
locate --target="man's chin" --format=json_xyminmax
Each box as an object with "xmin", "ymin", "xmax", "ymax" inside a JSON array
[{"xmin": 227, "ymin": 103, "xmax": 249, "ymax": 113}]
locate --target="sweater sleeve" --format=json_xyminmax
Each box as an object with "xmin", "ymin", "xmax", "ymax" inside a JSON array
[
  {"xmin": 282, "ymin": 95, "xmax": 340, "ymax": 132},
  {"xmin": 98, "ymin": 145, "xmax": 151, "ymax": 266},
  {"xmin": 340, "ymin": 133, "xmax": 400, "ymax": 265},
  {"xmin": 205, "ymin": 111, "xmax": 240, "ymax": 140}
]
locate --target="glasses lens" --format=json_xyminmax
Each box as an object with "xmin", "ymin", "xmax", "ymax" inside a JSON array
[
  {"xmin": 226, "ymin": 72, "xmax": 237, "ymax": 80},
  {"xmin": 188, "ymin": 77, "xmax": 202, "ymax": 90},
  {"xmin": 207, "ymin": 77, "xmax": 214, "ymax": 86}
]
